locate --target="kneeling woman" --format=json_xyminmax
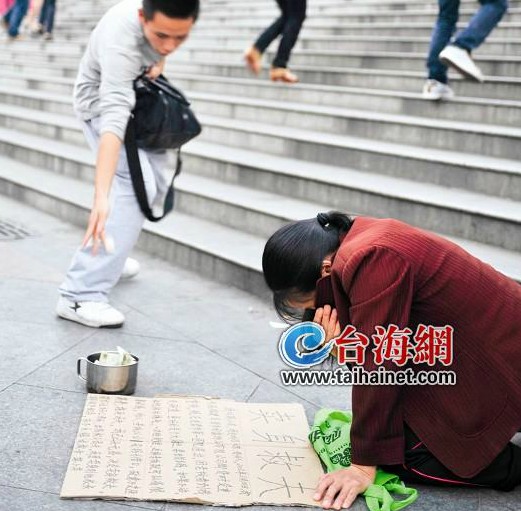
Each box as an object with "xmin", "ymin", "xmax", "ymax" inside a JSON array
[{"xmin": 262, "ymin": 212, "xmax": 521, "ymax": 509}]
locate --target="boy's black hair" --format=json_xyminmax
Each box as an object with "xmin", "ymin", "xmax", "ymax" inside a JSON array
[{"xmin": 142, "ymin": 0, "xmax": 200, "ymax": 21}]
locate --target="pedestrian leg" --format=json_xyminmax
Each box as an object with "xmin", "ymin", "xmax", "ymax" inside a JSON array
[
  {"xmin": 426, "ymin": 0, "xmax": 459, "ymax": 84},
  {"xmin": 6, "ymin": 0, "xmax": 29, "ymax": 37},
  {"xmin": 454, "ymin": 0, "xmax": 508, "ymax": 51},
  {"xmin": 40, "ymin": 0, "xmax": 55, "ymax": 38},
  {"xmin": 245, "ymin": 0, "xmax": 287, "ymax": 74},
  {"xmin": 437, "ymin": 0, "xmax": 506, "ymax": 81},
  {"xmin": 270, "ymin": 0, "xmax": 306, "ymax": 83}
]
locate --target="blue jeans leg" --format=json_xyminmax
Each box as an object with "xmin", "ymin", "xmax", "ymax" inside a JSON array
[
  {"xmin": 7, "ymin": 0, "xmax": 29, "ymax": 37},
  {"xmin": 454, "ymin": 0, "xmax": 508, "ymax": 51},
  {"xmin": 39, "ymin": 0, "xmax": 56, "ymax": 33},
  {"xmin": 426, "ymin": 0, "xmax": 459, "ymax": 83}
]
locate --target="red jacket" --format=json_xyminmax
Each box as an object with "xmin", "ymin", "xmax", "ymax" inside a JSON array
[{"xmin": 315, "ymin": 217, "xmax": 521, "ymax": 477}]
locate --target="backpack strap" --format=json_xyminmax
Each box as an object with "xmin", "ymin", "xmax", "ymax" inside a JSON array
[{"xmin": 124, "ymin": 115, "xmax": 181, "ymax": 222}]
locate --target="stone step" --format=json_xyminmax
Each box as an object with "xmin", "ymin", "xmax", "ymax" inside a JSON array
[
  {"xmin": 6, "ymin": 33, "xmax": 521, "ymax": 56},
  {"xmin": 0, "ymin": 120, "xmax": 519, "ymax": 251},
  {"xmin": 321, "ymin": 2, "xmax": 521, "ymax": 14},
  {"xmin": 185, "ymin": 136, "xmax": 521, "ymax": 214},
  {"xmin": 207, "ymin": 9, "xmax": 521, "ymax": 24},
  {"xmin": 0, "ymin": 58, "xmax": 84, "ymax": 79},
  {"xmin": 3, "ymin": 70, "xmax": 520, "ymax": 131},
  {"xmin": 171, "ymin": 47, "xmax": 521, "ymax": 77},
  {"xmin": 182, "ymin": 144, "xmax": 521, "ymax": 254},
  {"xmin": 189, "ymin": 22, "xmax": 521, "ymax": 38},
  {"xmin": 0, "ymin": 52, "xmax": 80, "ymax": 73},
  {"xmin": 1, "ymin": 91, "xmax": 520, "ymax": 200},
  {"xmin": 1, "ymin": 39, "xmax": 85, "ymax": 55},
  {"xmin": 193, "ymin": 117, "xmax": 521, "ymax": 218},
  {"xmin": 193, "ymin": 95, "xmax": 521, "ymax": 160},
  {"xmin": 58, "ymin": 8, "xmax": 521, "ymax": 26},
  {"xmin": 183, "ymin": 34, "xmax": 521, "ymax": 55},
  {"xmin": 0, "ymin": 85, "xmax": 75, "ymax": 116},
  {"xmin": 172, "ymin": 75, "xmax": 521, "ymax": 128},
  {"xmin": 1, "ymin": 54, "xmax": 520, "ymax": 103},
  {"xmin": 163, "ymin": 59, "xmax": 521, "ymax": 100},
  {"xmin": 0, "ymin": 72, "xmax": 74, "ymax": 96},
  {"xmin": 1, "ymin": 145, "xmax": 520, "ymax": 288},
  {"xmin": 4, "ymin": 43, "xmax": 521, "ymax": 81},
  {"xmin": 204, "ymin": 0, "xmax": 521, "ymax": 10},
  {"xmin": 57, "ymin": 0, "xmax": 521, "ymax": 16},
  {"xmin": 1, "ymin": 83, "xmax": 518, "ymax": 160},
  {"xmin": 5, "ymin": 41, "xmax": 520, "ymax": 78},
  {"xmin": 175, "ymin": 173, "xmax": 327, "ymax": 239},
  {"xmin": 33, "ymin": 21, "xmax": 521, "ymax": 40}
]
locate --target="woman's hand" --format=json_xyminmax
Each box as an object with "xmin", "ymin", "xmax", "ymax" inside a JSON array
[
  {"xmin": 314, "ymin": 305, "xmax": 341, "ymax": 342},
  {"xmin": 314, "ymin": 465, "xmax": 377, "ymax": 509},
  {"xmin": 82, "ymin": 195, "xmax": 110, "ymax": 255},
  {"xmin": 146, "ymin": 59, "xmax": 165, "ymax": 80}
]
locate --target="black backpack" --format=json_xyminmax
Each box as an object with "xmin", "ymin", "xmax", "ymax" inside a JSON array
[{"xmin": 124, "ymin": 74, "xmax": 202, "ymax": 222}]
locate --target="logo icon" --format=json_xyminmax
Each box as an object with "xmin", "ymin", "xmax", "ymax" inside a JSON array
[{"xmin": 278, "ymin": 322, "xmax": 333, "ymax": 368}]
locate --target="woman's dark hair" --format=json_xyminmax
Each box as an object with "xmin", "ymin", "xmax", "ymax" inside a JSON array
[
  {"xmin": 142, "ymin": 0, "xmax": 200, "ymax": 21},
  {"xmin": 262, "ymin": 211, "xmax": 353, "ymax": 321}
]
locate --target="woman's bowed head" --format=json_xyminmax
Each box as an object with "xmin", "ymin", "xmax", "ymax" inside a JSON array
[
  {"xmin": 262, "ymin": 212, "xmax": 521, "ymax": 507},
  {"xmin": 262, "ymin": 211, "xmax": 352, "ymax": 321}
]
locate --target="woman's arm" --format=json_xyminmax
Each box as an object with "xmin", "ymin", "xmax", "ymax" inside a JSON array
[
  {"xmin": 345, "ymin": 246, "xmax": 414, "ymax": 467},
  {"xmin": 311, "ymin": 305, "xmax": 378, "ymax": 509},
  {"xmin": 313, "ymin": 247, "xmax": 414, "ymax": 508}
]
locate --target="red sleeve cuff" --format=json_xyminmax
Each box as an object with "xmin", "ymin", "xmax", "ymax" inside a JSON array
[{"xmin": 351, "ymin": 435, "xmax": 405, "ymax": 467}]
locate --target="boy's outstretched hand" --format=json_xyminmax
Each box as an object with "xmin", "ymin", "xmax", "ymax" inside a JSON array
[
  {"xmin": 314, "ymin": 465, "xmax": 376, "ymax": 509},
  {"xmin": 82, "ymin": 195, "xmax": 110, "ymax": 255}
]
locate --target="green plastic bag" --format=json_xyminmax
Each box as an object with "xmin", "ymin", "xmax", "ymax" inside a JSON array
[{"xmin": 309, "ymin": 409, "xmax": 418, "ymax": 511}]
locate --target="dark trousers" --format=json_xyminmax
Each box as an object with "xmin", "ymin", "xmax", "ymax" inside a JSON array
[
  {"xmin": 381, "ymin": 424, "xmax": 521, "ymax": 492},
  {"xmin": 39, "ymin": 0, "xmax": 56, "ymax": 33},
  {"xmin": 254, "ymin": 0, "xmax": 306, "ymax": 68}
]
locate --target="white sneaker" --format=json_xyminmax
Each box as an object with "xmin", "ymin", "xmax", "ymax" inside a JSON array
[
  {"xmin": 56, "ymin": 297, "xmax": 125, "ymax": 328},
  {"xmin": 439, "ymin": 45, "xmax": 484, "ymax": 82},
  {"xmin": 120, "ymin": 257, "xmax": 140, "ymax": 280},
  {"xmin": 422, "ymin": 79, "xmax": 455, "ymax": 101}
]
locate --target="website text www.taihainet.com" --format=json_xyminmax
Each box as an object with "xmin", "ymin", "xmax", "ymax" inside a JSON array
[{"xmin": 280, "ymin": 366, "xmax": 457, "ymax": 386}]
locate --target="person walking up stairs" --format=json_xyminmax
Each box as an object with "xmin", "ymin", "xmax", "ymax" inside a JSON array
[
  {"xmin": 423, "ymin": 0, "xmax": 509, "ymax": 100},
  {"xmin": 244, "ymin": 0, "xmax": 306, "ymax": 83}
]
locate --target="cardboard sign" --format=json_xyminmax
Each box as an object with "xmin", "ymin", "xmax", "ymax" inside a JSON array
[{"xmin": 61, "ymin": 394, "xmax": 324, "ymax": 506}]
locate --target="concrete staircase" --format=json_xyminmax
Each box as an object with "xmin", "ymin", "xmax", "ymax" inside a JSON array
[{"xmin": 0, "ymin": 0, "xmax": 520, "ymax": 298}]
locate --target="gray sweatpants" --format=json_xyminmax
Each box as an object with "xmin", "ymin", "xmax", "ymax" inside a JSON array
[{"xmin": 58, "ymin": 117, "xmax": 168, "ymax": 303}]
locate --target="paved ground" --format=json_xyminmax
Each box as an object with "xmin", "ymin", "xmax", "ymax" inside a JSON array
[{"xmin": 0, "ymin": 194, "xmax": 519, "ymax": 511}]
